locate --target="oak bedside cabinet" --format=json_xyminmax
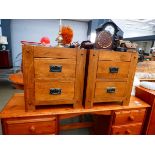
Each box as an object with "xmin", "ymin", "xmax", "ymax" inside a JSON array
[
  {"xmin": 22, "ymin": 45, "xmax": 86, "ymax": 111},
  {"xmin": 85, "ymin": 50, "xmax": 138, "ymax": 108}
]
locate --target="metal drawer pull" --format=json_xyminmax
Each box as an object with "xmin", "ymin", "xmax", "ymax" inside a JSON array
[
  {"xmin": 50, "ymin": 88, "xmax": 62, "ymax": 95},
  {"xmin": 109, "ymin": 67, "xmax": 119, "ymax": 73},
  {"xmin": 125, "ymin": 129, "xmax": 131, "ymax": 134},
  {"xmin": 107, "ymin": 87, "xmax": 116, "ymax": 93},
  {"xmin": 128, "ymin": 115, "xmax": 134, "ymax": 121},
  {"xmin": 50, "ymin": 65, "xmax": 62, "ymax": 72}
]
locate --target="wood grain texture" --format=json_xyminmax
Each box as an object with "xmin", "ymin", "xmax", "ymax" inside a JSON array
[
  {"xmin": 0, "ymin": 93, "xmax": 150, "ymax": 119},
  {"xmin": 136, "ymin": 86, "xmax": 155, "ymax": 134},
  {"xmin": 2, "ymin": 116, "xmax": 57, "ymax": 135},
  {"xmin": 123, "ymin": 52, "xmax": 138, "ymax": 106},
  {"xmin": 99, "ymin": 51, "xmax": 131, "ymax": 61},
  {"xmin": 34, "ymin": 58, "xmax": 76, "ymax": 79},
  {"xmin": 113, "ymin": 109, "xmax": 146, "ymax": 125},
  {"xmin": 85, "ymin": 50, "xmax": 99, "ymax": 108},
  {"xmin": 35, "ymin": 79, "xmax": 75, "ymax": 103},
  {"xmin": 22, "ymin": 45, "xmax": 35, "ymax": 111},
  {"xmin": 74, "ymin": 49, "xmax": 86, "ymax": 108},
  {"xmin": 111, "ymin": 123, "xmax": 142, "ymax": 135},
  {"xmin": 34, "ymin": 46, "xmax": 77, "ymax": 59},
  {"xmin": 97, "ymin": 61, "xmax": 130, "ymax": 79},
  {"xmin": 94, "ymin": 81, "xmax": 127, "ymax": 98}
]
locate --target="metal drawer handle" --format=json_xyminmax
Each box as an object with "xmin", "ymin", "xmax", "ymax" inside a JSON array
[
  {"xmin": 109, "ymin": 67, "xmax": 119, "ymax": 73},
  {"xmin": 125, "ymin": 129, "xmax": 131, "ymax": 134},
  {"xmin": 50, "ymin": 65, "xmax": 62, "ymax": 72},
  {"xmin": 50, "ymin": 88, "xmax": 62, "ymax": 95},
  {"xmin": 107, "ymin": 87, "xmax": 116, "ymax": 93}
]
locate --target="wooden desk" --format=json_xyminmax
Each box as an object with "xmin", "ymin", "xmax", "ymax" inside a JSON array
[{"xmin": 0, "ymin": 93, "xmax": 150, "ymax": 135}]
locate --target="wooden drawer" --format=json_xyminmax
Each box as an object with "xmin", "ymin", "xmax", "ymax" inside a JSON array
[
  {"xmin": 113, "ymin": 109, "xmax": 146, "ymax": 125},
  {"xmin": 94, "ymin": 81, "xmax": 127, "ymax": 99},
  {"xmin": 111, "ymin": 123, "xmax": 142, "ymax": 135},
  {"xmin": 97, "ymin": 61, "xmax": 130, "ymax": 79},
  {"xmin": 34, "ymin": 58, "xmax": 76, "ymax": 79},
  {"xmin": 4, "ymin": 116, "xmax": 57, "ymax": 135},
  {"xmin": 99, "ymin": 51, "xmax": 132, "ymax": 61},
  {"xmin": 35, "ymin": 79, "xmax": 75, "ymax": 105}
]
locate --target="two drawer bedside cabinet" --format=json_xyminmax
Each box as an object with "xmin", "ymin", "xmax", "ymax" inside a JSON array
[
  {"xmin": 22, "ymin": 45, "xmax": 86, "ymax": 111},
  {"xmin": 85, "ymin": 50, "xmax": 138, "ymax": 108}
]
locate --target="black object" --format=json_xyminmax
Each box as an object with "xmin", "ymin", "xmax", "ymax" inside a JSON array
[
  {"xmin": 50, "ymin": 65, "xmax": 62, "ymax": 72},
  {"xmin": 50, "ymin": 88, "xmax": 62, "ymax": 95},
  {"xmin": 115, "ymin": 47, "xmax": 127, "ymax": 52},
  {"xmin": 80, "ymin": 40, "xmax": 94, "ymax": 49},
  {"xmin": 106, "ymin": 87, "xmax": 116, "ymax": 93},
  {"xmin": 109, "ymin": 67, "xmax": 119, "ymax": 73}
]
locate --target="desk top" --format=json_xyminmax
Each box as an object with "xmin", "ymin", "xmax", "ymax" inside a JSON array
[{"xmin": 0, "ymin": 93, "xmax": 150, "ymax": 119}]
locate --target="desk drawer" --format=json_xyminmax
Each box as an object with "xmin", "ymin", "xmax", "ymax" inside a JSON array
[
  {"xmin": 35, "ymin": 79, "xmax": 75, "ymax": 104},
  {"xmin": 34, "ymin": 58, "xmax": 76, "ymax": 79},
  {"xmin": 113, "ymin": 109, "xmax": 146, "ymax": 125},
  {"xmin": 4, "ymin": 116, "xmax": 57, "ymax": 135},
  {"xmin": 94, "ymin": 81, "xmax": 127, "ymax": 99},
  {"xmin": 97, "ymin": 61, "xmax": 130, "ymax": 79},
  {"xmin": 111, "ymin": 123, "xmax": 142, "ymax": 135}
]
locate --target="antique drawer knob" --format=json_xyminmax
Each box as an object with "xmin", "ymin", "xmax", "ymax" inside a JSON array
[
  {"xmin": 128, "ymin": 115, "xmax": 134, "ymax": 121},
  {"xmin": 29, "ymin": 125, "xmax": 36, "ymax": 133},
  {"xmin": 50, "ymin": 88, "xmax": 62, "ymax": 95},
  {"xmin": 125, "ymin": 129, "xmax": 131, "ymax": 134},
  {"xmin": 107, "ymin": 87, "xmax": 116, "ymax": 93},
  {"xmin": 49, "ymin": 65, "xmax": 62, "ymax": 72},
  {"xmin": 109, "ymin": 67, "xmax": 119, "ymax": 73}
]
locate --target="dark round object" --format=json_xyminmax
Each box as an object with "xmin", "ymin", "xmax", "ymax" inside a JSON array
[{"xmin": 95, "ymin": 31, "xmax": 113, "ymax": 49}]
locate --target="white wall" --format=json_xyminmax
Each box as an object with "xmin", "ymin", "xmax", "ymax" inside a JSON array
[
  {"xmin": 113, "ymin": 19, "xmax": 155, "ymax": 38},
  {"xmin": 11, "ymin": 19, "xmax": 88, "ymax": 66}
]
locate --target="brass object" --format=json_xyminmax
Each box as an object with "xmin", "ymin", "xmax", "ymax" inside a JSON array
[{"xmin": 56, "ymin": 30, "xmax": 64, "ymax": 48}]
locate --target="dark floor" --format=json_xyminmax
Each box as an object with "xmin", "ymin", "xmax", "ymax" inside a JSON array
[{"xmin": 0, "ymin": 79, "xmax": 90, "ymax": 135}]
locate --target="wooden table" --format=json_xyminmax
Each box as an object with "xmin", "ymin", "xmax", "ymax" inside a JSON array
[{"xmin": 0, "ymin": 93, "xmax": 150, "ymax": 135}]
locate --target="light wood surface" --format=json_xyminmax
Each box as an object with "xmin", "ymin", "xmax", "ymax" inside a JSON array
[{"xmin": 0, "ymin": 93, "xmax": 150, "ymax": 119}]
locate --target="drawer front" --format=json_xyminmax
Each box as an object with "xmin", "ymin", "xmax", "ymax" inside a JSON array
[
  {"xmin": 35, "ymin": 79, "xmax": 75, "ymax": 103},
  {"xmin": 111, "ymin": 123, "xmax": 142, "ymax": 135},
  {"xmin": 113, "ymin": 109, "xmax": 146, "ymax": 125},
  {"xmin": 97, "ymin": 61, "xmax": 130, "ymax": 79},
  {"xmin": 5, "ymin": 116, "xmax": 57, "ymax": 135},
  {"xmin": 34, "ymin": 58, "xmax": 76, "ymax": 79},
  {"xmin": 99, "ymin": 51, "xmax": 131, "ymax": 61},
  {"xmin": 94, "ymin": 81, "xmax": 127, "ymax": 99}
]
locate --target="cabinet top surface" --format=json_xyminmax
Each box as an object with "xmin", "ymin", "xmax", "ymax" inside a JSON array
[{"xmin": 0, "ymin": 93, "xmax": 150, "ymax": 119}]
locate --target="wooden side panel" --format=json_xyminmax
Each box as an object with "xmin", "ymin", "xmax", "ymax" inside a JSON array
[
  {"xmin": 34, "ymin": 46, "xmax": 77, "ymax": 59},
  {"xmin": 99, "ymin": 51, "xmax": 132, "ymax": 61},
  {"xmin": 85, "ymin": 50, "xmax": 99, "ymax": 108},
  {"xmin": 22, "ymin": 45, "xmax": 35, "ymax": 111},
  {"xmin": 97, "ymin": 61, "xmax": 130, "ymax": 79},
  {"xmin": 123, "ymin": 52, "xmax": 138, "ymax": 105},
  {"xmin": 74, "ymin": 49, "xmax": 86, "ymax": 108},
  {"xmin": 34, "ymin": 58, "xmax": 76, "ymax": 79}
]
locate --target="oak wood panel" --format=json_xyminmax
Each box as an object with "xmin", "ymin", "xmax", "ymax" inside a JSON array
[
  {"xmin": 123, "ymin": 52, "xmax": 138, "ymax": 105},
  {"xmin": 74, "ymin": 49, "xmax": 86, "ymax": 108},
  {"xmin": 34, "ymin": 58, "xmax": 76, "ymax": 79},
  {"xmin": 0, "ymin": 93, "xmax": 150, "ymax": 119},
  {"xmin": 111, "ymin": 123, "xmax": 142, "ymax": 135},
  {"xmin": 97, "ymin": 61, "xmax": 130, "ymax": 79},
  {"xmin": 113, "ymin": 109, "xmax": 146, "ymax": 125},
  {"xmin": 35, "ymin": 79, "xmax": 75, "ymax": 103},
  {"xmin": 99, "ymin": 51, "xmax": 132, "ymax": 61},
  {"xmin": 3, "ymin": 116, "xmax": 57, "ymax": 135},
  {"xmin": 85, "ymin": 50, "xmax": 99, "ymax": 108},
  {"xmin": 22, "ymin": 45, "xmax": 35, "ymax": 111},
  {"xmin": 94, "ymin": 81, "xmax": 127, "ymax": 98},
  {"xmin": 34, "ymin": 46, "xmax": 77, "ymax": 59}
]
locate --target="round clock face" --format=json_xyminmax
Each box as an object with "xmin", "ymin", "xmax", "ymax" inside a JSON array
[
  {"xmin": 95, "ymin": 31, "xmax": 112, "ymax": 49},
  {"xmin": 104, "ymin": 25, "xmax": 115, "ymax": 36}
]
